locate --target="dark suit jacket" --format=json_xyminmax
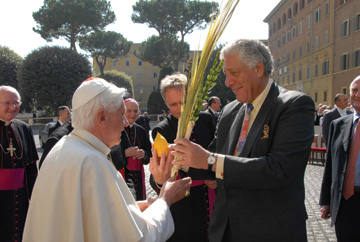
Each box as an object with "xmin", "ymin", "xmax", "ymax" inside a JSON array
[
  {"xmin": 206, "ymin": 108, "xmax": 219, "ymax": 127},
  {"xmin": 208, "ymin": 82, "xmax": 314, "ymax": 242},
  {"xmin": 319, "ymin": 114, "xmax": 354, "ymax": 226},
  {"xmin": 48, "ymin": 121, "xmax": 61, "ymax": 136},
  {"xmin": 322, "ymin": 108, "xmax": 352, "ymax": 146}
]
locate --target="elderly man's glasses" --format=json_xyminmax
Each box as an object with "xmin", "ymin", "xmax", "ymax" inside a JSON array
[{"xmin": 0, "ymin": 101, "xmax": 22, "ymax": 108}]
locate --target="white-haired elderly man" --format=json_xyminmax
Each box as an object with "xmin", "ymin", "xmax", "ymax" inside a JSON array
[{"xmin": 23, "ymin": 77, "xmax": 192, "ymax": 242}]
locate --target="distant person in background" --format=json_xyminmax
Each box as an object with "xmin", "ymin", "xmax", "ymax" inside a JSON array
[
  {"xmin": 121, "ymin": 98, "xmax": 152, "ymax": 200},
  {"xmin": 49, "ymin": 106, "xmax": 71, "ymax": 135},
  {"xmin": 322, "ymin": 93, "xmax": 352, "ymax": 146},
  {"xmin": 202, "ymin": 100, "xmax": 208, "ymax": 110},
  {"xmin": 159, "ymin": 110, "xmax": 167, "ymax": 121},
  {"xmin": 0, "ymin": 85, "xmax": 38, "ymax": 242},
  {"xmin": 136, "ymin": 111, "xmax": 151, "ymax": 133},
  {"xmin": 206, "ymin": 96, "xmax": 222, "ymax": 127}
]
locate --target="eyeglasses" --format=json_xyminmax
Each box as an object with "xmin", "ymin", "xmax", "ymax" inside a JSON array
[{"xmin": 0, "ymin": 101, "xmax": 22, "ymax": 108}]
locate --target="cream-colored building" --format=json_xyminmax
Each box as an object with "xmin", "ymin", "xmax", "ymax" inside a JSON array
[{"xmin": 264, "ymin": 0, "xmax": 360, "ymax": 107}]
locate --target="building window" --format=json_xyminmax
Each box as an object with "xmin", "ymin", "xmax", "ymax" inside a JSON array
[
  {"xmin": 300, "ymin": 0, "xmax": 305, "ymax": 10},
  {"xmin": 324, "ymin": 91, "xmax": 327, "ymax": 102},
  {"xmin": 112, "ymin": 61, "xmax": 118, "ymax": 67},
  {"xmin": 315, "ymin": 36, "xmax": 319, "ymax": 50},
  {"xmin": 288, "ymin": 8, "xmax": 292, "ymax": 19},
  {"xmin": 307, "ymin": 66, "xmax": 310, "ymax": 79},
  {"xmin": 153, "ymin": 72, "xmax": 158, "ymax": 78},
  {"xmin": 352, "ymin": 50, "xmax": 360, "ymax": 67},
  {"xmin": 277, "ymin": 38, "xmax": 281, "ymax": 48},
  {"xmin": 315, "ymin": 9, "xmax": 320, "ymax": 23},
  {"xmin": 278, "ymin": 18, "xmax": 281, "ymax": 29},
  {"xmin": 269, "ymin": 26, "xmax": 272, "ymax": 37},
  {"xmin": 293, "ymin": 49, "xmax": 296, "ymax": 60},
  {"xmin": 340, "ymin": 53, "xmax": 349, "ymax": 70},
  {"xmin": 355, "ymin": 13, "xmax": 360, "ymax": 31},
  {"xmin": 325, "ymin": 2, "xmax": 329, "ymax": 16},
  {"xmin": 282, "ymin": 34, "xmax": 286, "ymax": 45},
  {"xmin": 138, "ymin": 73, "xmax": 143, "ymax": 78},
  {"xmin": 287, "ymin": 31, "xmax": 291, "ymax": 42},
  {"xmin": 341, "ymin": 19, "xmax": 350, "ymax": 37},
  {"xmin": 283, "ymin": 13, "xmax": 287, "ymax": 26},
  {"xmin": 292, "ymin": 26, "xmax": 297, "ymax": 38},
  {"xmin": 273, "ymin": 22, "xmax": 276, "ymax": 33},
  {"xmin": 294, "ymin": 2, "xmax": 298, "ymax": 15},
  {"xmin": 307, "ymin": 41, "xmax": 310, "ymax": 53},
  {"xmin": 299, "ymin": 46, "xmax": 302, "ymax": 57},
  {"xmin": 293, "ymin": 71, "xmax": 296, "ymax": 83},
  {"xmin": 315, "ymin": 64, "xmax": 319, "ymax": 77},
  {"xmin": 307, "ymin": 15, "xmax": 311, "ymax": 28},
  {"xmin": 325, "ymin": 31, "xmax": 329, "ymax": 45},
  {"xmin": 300, "ymin": 21, "xmax": 303, "ymax": 33},
  {"xmin": 322, "ymin": 61, "xmax": 329, "ymax": 75},
  {"xmin": 137, "ymin": 60, "xmax": 143, "ymax": 66},
  {"xmin": 282, "ymin": 76, "xmax": 285, "ymax": 85},
  {"xmin": 287, "ymin": 74, "xmax": 290, "ymax": 84},
  {"xmin": 287, "ymin": 53, "xmax": 290, "ymax": 62},
  {"xmin": 125, "ymin": 60, "xmax": 130, "ymax": 66},
  {"xmin": 315, "ymin": 92, "xmax": 318, "ymax": 102},
  {"xmin": 299, "ymin": 69, "xmax": 302, "ymax": 81},
  {"xmin": 342, "ymin": 87, "xmax": 347, "ymax": 95}
]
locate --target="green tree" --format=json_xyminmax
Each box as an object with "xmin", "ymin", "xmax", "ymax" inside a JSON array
[
  {"xmin": 147, "ymin": 91, "xmax": 168, "ymax": 115},
  {"xmin": 79, "ymin": 31, "xmax": 132, "ymax": 77},
  {"xmin": 0, "ymin": 46, "xmax": 23, "ymax": 89},
  {"xmin": 17, "ymin": 46, "xmax": 91, "ymax": 115},
  {"xmin": 132, "ymin": 0, "xmax": 218, "ymax": 71},
  {"xmin": 99, "ymin": 70, "xmax": 134, "ymax": 98},
  {"xmin": 157, "ymin": 66, "xmax": 174, "ymax": 90},
  {"xmin": 33, "ymin": 0, "xmax": 116, "ymax": 51},
  {"xmin": 136, "ymin": 35, "xmax": 189, "ymax": 69}
]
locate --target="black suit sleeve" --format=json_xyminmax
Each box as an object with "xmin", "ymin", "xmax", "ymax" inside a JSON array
[{"xmin": 39, "ymin": 137, "xmax": 59, "ymax": 169}]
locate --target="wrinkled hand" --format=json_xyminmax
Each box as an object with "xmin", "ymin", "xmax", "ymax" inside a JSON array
[
  {"xmin": 125, "ymin": 146, "xmax": 140, "ymax": 158},
  {"xmin": 158, "ymin": 177, "xmax": 192, "ymax": 206},
  {"xmin": 320, "ymin": 205, "xmax": 330, "ymax": 219},
  {"xmin": 171, "ymin": 138, "xmax": 209, "ymax": 170},
  {"xmin": 149, "ymin": 148, "xmax": 173, "ymax": 185},
  {"xmin": 133, "ymin": 149, "xmax": 145, "ymax": 159},
  {"xmin": 204, "ymin": 180, "xmax": 217, "ymax": 190}
]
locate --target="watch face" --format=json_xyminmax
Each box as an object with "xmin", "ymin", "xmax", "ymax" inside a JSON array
[{"xmin": 208, "ymin": 154, "xmax": 216, "ymax": 164}]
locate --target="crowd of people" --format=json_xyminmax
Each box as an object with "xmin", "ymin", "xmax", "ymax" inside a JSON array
[{"xmin": 1, "ymin": 38, "xmax": 360, "ymax": 242}]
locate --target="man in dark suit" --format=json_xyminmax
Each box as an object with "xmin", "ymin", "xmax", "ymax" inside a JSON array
[
  {"xmin": 136, "ymin": 112, "xmax": 150, "ymax": 133},
  {"xmin": 206, "ymin": 96, "xmax": 221, "ymax": 127},
  {"xmin": 322, "ymin": 93, "xmax": 351, "ymax": 146},
  {"xmin": 48, "ymin": 106, "xmax": 71, "ymax": 135},
  {"xmin": 172, "ymin": 39, "xmax": 314, "ymax": 242},
  {"xmin": 319, "ymin": 75, "xmax": 360, "ymax": 241},
  {"xmin": 150, "ymin": 73, "xmax": 216, "ymax": 242}
]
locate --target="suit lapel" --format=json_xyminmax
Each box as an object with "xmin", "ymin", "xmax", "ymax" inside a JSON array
[
  {"xmin": 239, "ymin": 83, "xmax": 279, "ymax": 157},
  {"xmin": 340, "ymin": 115, "xmax": 353, "ymax": 154}
]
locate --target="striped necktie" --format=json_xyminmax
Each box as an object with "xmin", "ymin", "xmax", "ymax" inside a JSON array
[
  {"xmin": 233, "ymin": 104, "xmax": 253, "ymax": 156},
  {"xmin": 343, "ymin": 119, "xmax": 360, "ymax": 199}
]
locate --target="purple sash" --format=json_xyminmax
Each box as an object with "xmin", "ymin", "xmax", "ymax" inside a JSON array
[{"xmin": 0, "ymin": 168, "xmax": 24, "ymax": 190}]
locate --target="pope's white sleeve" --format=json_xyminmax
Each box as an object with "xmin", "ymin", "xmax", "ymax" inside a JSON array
[{"xmin": 139, "ymin": 199, "xmax": 174, "ymax": 242}]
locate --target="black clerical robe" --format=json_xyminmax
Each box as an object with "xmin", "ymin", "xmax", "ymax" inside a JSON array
[
  {"xmin": 0, "ymin": 120, "xmax": 38, "ymax": 242},
  {"xmin": 120, "ymin": 123, "xmax": 151, "ymax": 200},
  {"xmin": 150, "ymin": 112, "xmax": 216, "ymax": 242}
]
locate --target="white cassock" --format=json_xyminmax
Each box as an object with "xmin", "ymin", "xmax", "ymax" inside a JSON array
[{"xmin": 23, "ymin": 129, "xmax": 174, "ymax": 242}]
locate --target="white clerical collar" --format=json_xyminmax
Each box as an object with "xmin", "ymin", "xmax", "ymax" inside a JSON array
[
  {"xmin": 71, "ymin": 129, "xmax": 110, "ymax": 156},
  {"xmin": 0, "ymin": 118, "xmax": 12, "ymax": 126}
]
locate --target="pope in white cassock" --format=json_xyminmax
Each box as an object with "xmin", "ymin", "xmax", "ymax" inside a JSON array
[{"xmin": 23, "ymin": 77, "xmax": 192, "ymax": 242}]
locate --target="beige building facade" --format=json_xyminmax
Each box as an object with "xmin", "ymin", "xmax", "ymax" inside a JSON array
[{"xmin": 264, "ymin": 0, "xmax": 360, "ymax": 107}]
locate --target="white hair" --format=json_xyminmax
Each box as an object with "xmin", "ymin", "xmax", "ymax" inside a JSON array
[
  {"xmin": 0, "ymin": 85, "xmax": 21, "ymax": 101},
  {"xmin": 72, "ymin": 83, "xmax": 127, "ymax": 130}
]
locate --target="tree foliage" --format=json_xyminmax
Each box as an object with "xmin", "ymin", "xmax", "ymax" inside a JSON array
[
  {"xmin": 79, "ymin": 31, "xmax": 132, "ymax": 77},
  {"xmin": 147, "ymin": 91, "xmax": 168, "ymax": 115},
  {"xmin": 132, "ymin": 0, "xmax": 218, "ymax": 71},
  {"xmin": 99, "ymin": 70, "xmax": 134, "ymax": 98},
  {"xmin": 0, "ymin": 46, "xmax": 23, "ymax": 89},
  {"xmin": 33, "ymin": 0, "xmax": 116, "ymax": 51},
  {"xmin": 17, "ymin": 46, "xmax": 92, "ymax": 115},
  {"xmin": 136, "ymin": 35, "xmax": 189, "ymax": 69}
]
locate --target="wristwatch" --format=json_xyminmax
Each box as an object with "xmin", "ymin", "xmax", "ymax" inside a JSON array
[{"xmin": 207, "ymin": 153, "xmax": 216, "ymax": 171}]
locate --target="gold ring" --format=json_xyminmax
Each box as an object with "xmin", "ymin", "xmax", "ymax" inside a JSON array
[{"xmin": 184, "ymin": 190, "xmax": 190, "ymax": 197}]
